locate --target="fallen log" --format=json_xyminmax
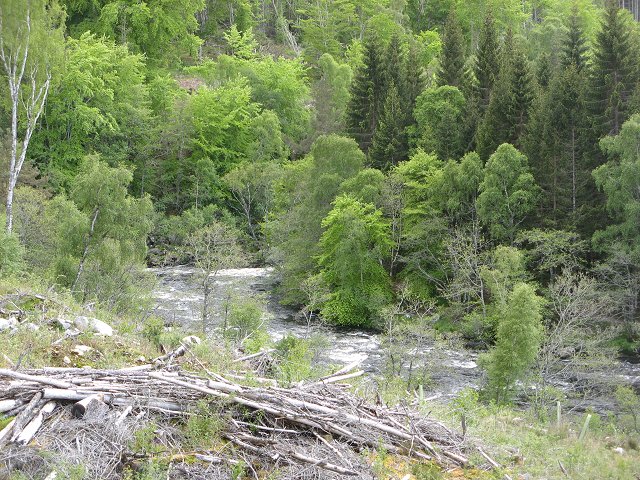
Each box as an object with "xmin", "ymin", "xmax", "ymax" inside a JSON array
[
  {"xmin": 0, "ymin": 365, "xmax": 471, "ymax": 477},
  {"xmin": 14, "ymin": 401, "xmax": 57, "ymax": 445}
]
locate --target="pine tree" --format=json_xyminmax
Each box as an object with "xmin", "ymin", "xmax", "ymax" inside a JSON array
[
  {"xmin": 369, "ymin": 83, "xmax": 408, "ymax": 171},
  {"xmin": 402, "ymin": 39, "xmax": 424, "ymax": 131},
  {"xmin": 590, "ymin": 0, "xmax": 638, "ymax": 138},
  {"xmin": 560, "ymin": 5, "xmax": 588, "ymax": 72},
  {"xmin": 346, "ymin": 36, "xmax": 385, "ymax": 152},
  {"xmin": 384, "ymin": 34, "xmax": 404, "ymax": 93},
  {"xmin": 436, "ymin": 9, "xmax": 467, "ymax": 89},
  {"xmin": 509, "ymin": 50, "xmax": 534, "ymax": 144},
  {"xmin": 474, "ymin": 12, "xmax": 500, "ymax": 113},
  {"xmin": 476, "ymin": 33, "xmax": 532, "ymax": 159}
]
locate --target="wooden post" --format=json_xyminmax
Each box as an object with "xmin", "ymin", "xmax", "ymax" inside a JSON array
[{"xmin": 578, "ymin": 414, "xmax": 592, "ymax": 442}]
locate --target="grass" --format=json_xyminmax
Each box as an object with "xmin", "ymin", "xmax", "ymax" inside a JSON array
[{"xmin": 423, "ymin": 390, "xmax": 640, "ymax": 480}]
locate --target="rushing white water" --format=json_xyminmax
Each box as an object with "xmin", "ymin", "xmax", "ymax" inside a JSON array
[
  {"xmin": 150, "ymin": 265, "xmax": 640, "ymax": 411},
  {"xmin": 150, "ymin": 265, "xmax": 481, "ymax": 397}
]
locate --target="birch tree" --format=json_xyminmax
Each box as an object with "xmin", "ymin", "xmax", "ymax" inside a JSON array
[{"xmin": 0, "ymin": 0, "xmax": 63, "ymax": 233}]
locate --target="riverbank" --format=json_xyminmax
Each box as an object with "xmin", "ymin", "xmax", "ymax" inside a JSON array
[
  {"xmin": 1, "ymin": 277, "xmax": 639, "ymax": 479},
  {"xmin": 151, "ymin": 265, "xmax": 640, "ymax": 416}
]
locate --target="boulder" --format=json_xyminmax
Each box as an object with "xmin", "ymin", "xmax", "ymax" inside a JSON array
[
  {"xmin": 74, "ymin": 316, "xmax": 114, "ymax": 336},
  {"xmin": 0, "ymin": 317, "xmax": 18, "ymax": 332}
]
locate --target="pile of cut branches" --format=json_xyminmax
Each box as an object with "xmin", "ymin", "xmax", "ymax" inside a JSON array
[{"xmin": 0, "ymin": 356, "xmax": 478, "ymax": 479}]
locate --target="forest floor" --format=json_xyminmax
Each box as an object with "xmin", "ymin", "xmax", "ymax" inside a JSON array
[{"xmin": 0, "ymin": 279, "xmax": 639, "ymax": 480}]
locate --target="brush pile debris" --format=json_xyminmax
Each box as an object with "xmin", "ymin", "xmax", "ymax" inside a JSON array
[{"xmin": 0, "ymin": 346, "xmax": 478, "ymax": 479}]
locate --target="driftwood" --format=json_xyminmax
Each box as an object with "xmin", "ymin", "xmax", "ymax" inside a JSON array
[{"xmin": 0, "ymin": 363, "xmax": 473, "ymax": 478}]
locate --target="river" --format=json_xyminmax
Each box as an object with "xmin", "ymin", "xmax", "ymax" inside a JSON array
[{"xmin": 150, "ymin": 266, "xmax": 640, "ymax": 413}]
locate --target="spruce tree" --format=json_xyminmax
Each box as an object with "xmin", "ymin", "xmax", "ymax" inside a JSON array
[
  {"xmin": 436, "ymin": 9, "xmax": 467, "ymax": 89},
  {"xmin": 369, "ymin": 83, "xmax": 408, "ymax": 171},
  {"xmin": 346, "ymin": 36, "xmax": 385, "ymax": 152},
  {"xmin": 510, "ymin": 49, "xmax": 534, "ymax": 144},
  {"xmin": 476, "ymin": 32, "xmax": 532, "ymax": 159},
  {"xmin": 474, "ymin": 12, "xmax": 500, "ymax": 113},
  {"xmin": 561, "ymin": 5, "xmax": 588, "ymax": 72},
  {"xmin": 590, "ymin": 0, "xmax": 638, "ymax": 138}
]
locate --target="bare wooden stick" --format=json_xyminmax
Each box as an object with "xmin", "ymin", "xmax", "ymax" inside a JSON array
[
  {"xmin": 115, "ymin": 406, "xmax": 133, "ymax": 426},
  {"xmin": 5, "ymin": 392, "xmax": 43, "ymax": 446},
  {"xmin": 0, "ymin": 368, "xmax": 73, "ymax": 388},
  {"xmin": 0, "ymin": 399, "xmax": 23, "ymax": 413},
  {"xmin": 233, "ymin": 349, "xmax": 275, "ymax": 363},
  {"xmin": 0, "ymin": 419, "xmax": 15, "ymax": 444},
  {"xmin": 15, "ymin": 401, "xmax": 57, "ymax": 445}
]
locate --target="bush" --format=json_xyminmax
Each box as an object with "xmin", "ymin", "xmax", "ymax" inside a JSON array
[
  {"xmin": 274, "ymin": 335, "xmax": 314, "ymax": 384},
  {"xmin": 223, "ymin": 296, "xmax": 267, "ymax": 346},
  {"xmin": 0, "ymin": 228, "xmax": 24, "ymax": 276},
  {"xmin": 482, "ymin": 283, "xmax": 544, "ymax": 403}
]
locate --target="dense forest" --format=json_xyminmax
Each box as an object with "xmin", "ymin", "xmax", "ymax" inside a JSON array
[{"xmin": 2, "ymin": 0, "xmax": 640, "ymax": 478}]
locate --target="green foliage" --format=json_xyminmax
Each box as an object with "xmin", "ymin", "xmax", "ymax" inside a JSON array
[
  {"xmin": 0, "ymin": 226, "xmax": 24, "ymax": 277},
  {"xmin": 346, "ymin": 36, "xmax": 386, "ymax": 152},
  {"xmin": 476, "ymin": 35, "xmax": 533, "ymax": 159},
  {"xmin": 483, "ymin": 282, "xmax": 544, "ymax": 403},
  {"xmin": 274, "ymin": 335, "xmax": 314, "ymax": 384},
  {"xmin": 589, "ymin": 1, "xmax": 638, "ymax": 138},
  {"xmin": 269, "ymin": 135, "xmax": 365, "ymax": 304},
  {"xmin": 615, "ymin": 385, "xmax": 640, "ymax": 433},
  {"xmin": 184, "ymin": 401, "xmax": 223, "ymax": 448},
  {"xmin": 474, "ymin": 13, "xmax": 500, "ymax": 114},
  {"xmin": 412, "ymin": 86, "xmax": 467, "ymax": 161},
  {"xmin": 369, "ymin": 83, "xmax": 409, "ymax": 170},
  {"xmin": 189, "ymin": 79, "xmax": 259, "ymax": 176},
  {"xmin": 31, "ymin": 33, "xmax": 151, "ymax": 186},
  {"xmin": 436, "ymin": 9, "xmax": 467, "ymax": 89},
  {"xmin": 63, "ymin": 0, "xmax": 203, "ymax": 66},
  {"xmin": 317, "ymin": 195, "xmax": 392, "ymax": 326},
  {"xmin": 478, "ymin": 144, "xmax": 540, "ymax": 243},
  {"xmin": 224, "ymin": 296, "xmax": 267, "ymax": 345},
  {"xmin": 51, "ymin": 155, "xmax": 154, "ymax": 311},
  {"xmin": 310, "ymin": 54, "xmax": 353, "ymax": 137}
]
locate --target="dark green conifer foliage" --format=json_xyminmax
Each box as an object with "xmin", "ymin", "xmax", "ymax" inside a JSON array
[
  {"xmin": 474, "ymin": 13, "xmax": 500, "ymax": 113},
  {"xmin": 536, "ymin": 53, "xmax": 551, "ymax": 90},
  {"xmin": 369, "ymin": 83, "xmax": 408, "ymax": 171},
  {"xmin": 384, "ymin": 34, "xmax": 404, "ymax": 93},
  {"xmin": 561, "ymin": 5, "xmax": 589, "ymax": 72},
  {"xmin": 436, "ymin": 9, "xmax": 467, "ymax": 88},
  {"xmin": 510, "ymin": 49, "xmax": 534, "ymax": 144},
  {"xmin": 477, "ymin": 32, "xmax": 532, "ymax": 159},
  {"xmin": 589, "ymin": 0, "xmax": 638, "ymax": 138},
  {"xmin": 525, "ymin": 11, "xmax": 590, "ymax": 230},
  {"xmin": 346, "ymin": 36, "xmax": 385, "ymax": 152}
]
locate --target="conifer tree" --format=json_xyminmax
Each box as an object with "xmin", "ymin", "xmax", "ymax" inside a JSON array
[
  {"xmin": 476, "ymin": 33, "xmax": 532, "ymax": 159},
  {"xmin": 590, "ymin": 0, "xmax": 638, "ymax": 138},
  {"xmin": 384, "ymin": 34, "xmax": 404, "ymax": 93},
  {"xmin": 369, "ymin": 83, "xmax": 408, "ymax": 171},
  {"xmin": 346, "ymin": 36, "xmax": 385, "ymax": 152},
  {"xmin": 561, "ymin": 5, "xmax": 588, "ymax": 72},
  {"xmin": 436, "ymin": 9, "xmax": 467, "ymax": 89},
  {"xmin": 525, "ymin": 12, "xmax": 590, "ymax": 230},
  {"xmin": 474, "ymin": 12, "xmax": 500, "ymax": 113}
]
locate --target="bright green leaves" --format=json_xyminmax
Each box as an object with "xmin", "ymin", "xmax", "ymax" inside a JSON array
[
  {"xmin": 483, "ymin": 282, "xmax": 544, "ymax": 403},
  {"xmin": 317, "ymin": 195, "xmax": 392, "ymax": 327},
  {"xmin": 52, "ymin": 155, "xmax": 153, "ymax": 311},
  {"xmin": 268, "ymin": 135, "xmax": 365, "ymax": 304},
  {"xmin": 63, "ymin": 0, "xmax": 204, "ymax": 66},
  {"xmin": 32, "ymin": 33, "xmax": 150, "ymax": 186},
  {"xmin": 478, "ymin": 144, "xmax": 540, "ymax": 243},
  {"xmin": 594, "ymin": 114, "xmax": 640, "ymax": 249},
  {"xmin": 190, "ymin": 79, "xmax": 258, "ymax": 173}
]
